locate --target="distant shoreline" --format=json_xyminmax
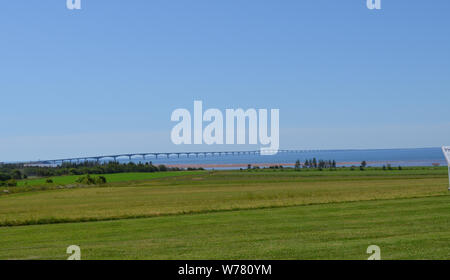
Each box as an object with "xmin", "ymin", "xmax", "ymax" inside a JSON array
[{"xmin": 166, "ymin": 160, "xmax": 444, "ymax": 169}]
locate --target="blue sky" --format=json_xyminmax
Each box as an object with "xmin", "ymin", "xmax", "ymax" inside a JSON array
[{"xmin": 1, "ymin": 0, "xmax": 449, "ymax": 161}]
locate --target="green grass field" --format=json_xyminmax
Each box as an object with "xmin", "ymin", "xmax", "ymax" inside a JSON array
[
  {"xmin": 0, "ymin": 168, "xmax": 449, "ymax": 259},
  {"xmin": 17, "ymin": 171, "xmax": 204, "ymax": 186}
]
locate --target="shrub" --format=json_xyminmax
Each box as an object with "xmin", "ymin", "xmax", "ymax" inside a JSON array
[
  {"xmin": 69, "ymin": 168, "xmax": 82, "ymax": 175},
  {"xmin": 76, "ymin": 175, "xmax": 107, "ymax": 185},
  {"xmin": 11, "ymin": 170, "xmax": 22, "ymax": 179},
  {"xmin": 7, "ymin": 179, "xmax": 17, "ymax": 187},
  {"xmin": 95, "ymin": 176, "xmax": 107, "ymax": 184},
  {"xmin": 0, "ymin": 173, "xmax": 11, "ymax": 182},
  {"xmin": 76, "ymin": 175, "xmax": 95, "ymax": 185},
  {"xmin": 158, "ymin": 165, "xmax": 168, "ymax": 172}
]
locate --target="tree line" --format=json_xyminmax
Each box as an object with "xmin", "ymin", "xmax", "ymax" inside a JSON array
[{"xmin": 295, "ymin": 158, "xmax": 337, "ymax": 170}]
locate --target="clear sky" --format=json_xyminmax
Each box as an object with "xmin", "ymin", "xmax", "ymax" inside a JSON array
[{"xmin": 1, "ymin": 0, "xmax": 449, "ymax": 161}]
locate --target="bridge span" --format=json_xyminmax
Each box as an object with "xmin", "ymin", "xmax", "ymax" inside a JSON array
[{"xmin": 28, "ymin": 149, "xmax": 332, "ymax": 165}]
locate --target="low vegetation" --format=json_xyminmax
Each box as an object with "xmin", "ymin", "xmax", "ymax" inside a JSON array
[
  {"xmin": 0, "ymin": 167, "xmax": 447, "ymax": 226},
  {"xmin": 75, "ymin": 174, "xmax": 107, "ymax": 185},
  {"xmin": 0, "ymin": 167, "xmax": 448, "ymax": 259},
  {"xmin": 0, "ymin": 161, "xmax": 204, "ymax": 184},
  {"xmin": 0, "ymin": 171, "xmax": 206, "ymax": 196}
]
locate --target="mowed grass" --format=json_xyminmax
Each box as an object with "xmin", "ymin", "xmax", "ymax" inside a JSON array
[
  {"xmin": 0, "ymin": 169, "xmax": 448, "ymax": 226},
  {"xmin": 0, "ymin": 195, "xmax": 448, "ymax": 260},
  {"xmin": 17, "ymin": 171, "xmax": 204, "ymax": 187}
]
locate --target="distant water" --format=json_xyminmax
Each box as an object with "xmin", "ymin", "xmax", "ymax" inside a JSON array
[{"xmin": 117, "ymin": 147, "xmax": 447, "ymax": 168}]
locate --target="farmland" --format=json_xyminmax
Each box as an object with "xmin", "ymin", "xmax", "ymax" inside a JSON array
[{"xmin": 0, "ymin": 167, "xmax": 449, "ymax": 259}]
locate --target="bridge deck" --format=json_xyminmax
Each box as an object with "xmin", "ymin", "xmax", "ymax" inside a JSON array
[{"xmin": 27, "ymin": 149, "xmax": 332, "ymax": 165}]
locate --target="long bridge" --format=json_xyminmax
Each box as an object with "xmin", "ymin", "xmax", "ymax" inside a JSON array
[{"xmin": 27, "ymin": 149, "xmax": 337, "ymax": 165}]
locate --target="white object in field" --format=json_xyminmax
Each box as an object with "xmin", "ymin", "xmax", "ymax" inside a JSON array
[{"xmin": 442, "ymin": 146, "xmax": 450, "ymax": 191}]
